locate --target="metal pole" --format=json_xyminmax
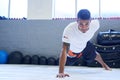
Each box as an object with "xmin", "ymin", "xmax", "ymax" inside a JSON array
[
  {"xmin": 52, "ymin": 0, "xmax": 56, "ymax": 18},
  {"xmin": 99, "ymin": 0, "xmax": 101, "ymax": 17},
  {"xmin": 75, "ymin": 0, "xmax": 77, "ymax": 18},
  {"xmin": 8, "ymin": 0, "xmax": 11, "ymax": 18}
]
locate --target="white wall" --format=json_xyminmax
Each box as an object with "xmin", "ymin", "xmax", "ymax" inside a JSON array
[{"xmin": 27, "ymin": 0, "xmax": 52, "ymax": 19}]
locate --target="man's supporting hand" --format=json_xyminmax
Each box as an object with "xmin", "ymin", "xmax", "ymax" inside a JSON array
[{"xmin": 56, "ymin": 73, "xmax": 70, "ymax": 78}]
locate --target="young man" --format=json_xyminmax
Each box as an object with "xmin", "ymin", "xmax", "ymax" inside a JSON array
[{"xmin": 56, "ymin": 9, "xmax": 111, "ymax": 78}]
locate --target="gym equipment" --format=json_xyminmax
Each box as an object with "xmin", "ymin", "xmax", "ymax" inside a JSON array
[
  {"xmin": 23, "ymin": 55, "xmax": 31, "ymax": 64},
  {"xmin": 0, "ymin": 50, "xmax": 8, "ymax": 64},
  {"xmin": 8, "ymin": 51, "xmax": 23, "ymax": 64},
  {"xmin": 94, "ymin": 44, "xmax": 120, "ymax": 53},
  {"xmin": 97, "ymin": 29, "xmax": 120, "ymax": 45},
  {"xmin": 87, "ymin": 60, "xmax": 101, "ymax": 67},
  {"xmin": 31, "ymin": 55, "xmax": 39, "ymax": 64},
  {"xmin": 39, "ymin": 56, "xmax": 47, "ymax": 65},
  {"xmin": 100, "ymin": 52, "xmax": 120, "ymax": 60},
  {"xmin": 55, "ymin": 58, "xmax": 59, "ymax": 65},
  {"xmin": 87, "ymin": 57, "xmax": 120, "ymax": 68},
  {"xmin": 105, "ymin": 59, "xmax": 120, "ymax": 68},
  {"xmin": 47, "ymin": 57, "xmax": 56, "ymax": 65}
]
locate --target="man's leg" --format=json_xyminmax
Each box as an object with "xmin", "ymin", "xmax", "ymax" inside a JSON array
[
  {"xmin": 95, "ymin": 52, "xmax": 112, "ymax": 70},
  {"xmin": 82, "ymin": 41, "xmax": 111, "ymax": 70},
  {"xmin": 66, "ymin": 56, "xmax": 78, "ymax": 66}
]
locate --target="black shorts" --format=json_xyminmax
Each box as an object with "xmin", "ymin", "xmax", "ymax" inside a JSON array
[{"xmin": 66, "ymin": 41, "xmax": 96, "ymax": 66}]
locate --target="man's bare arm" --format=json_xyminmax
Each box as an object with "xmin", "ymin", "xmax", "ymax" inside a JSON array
[
  {"xmin": 59, "ymin": 42, "xmax": 70, "ymax": 73},
  {"xmin": 56, "ymin": 42, "xmax": 70, "ymax": 78}
]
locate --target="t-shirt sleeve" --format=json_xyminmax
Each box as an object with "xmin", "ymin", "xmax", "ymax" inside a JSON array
[
  {"xmin": 62, "ymin": 26, "xmax": 71, "ymax": 43},
  {"xmin": 90, "ymin": 20, "xmax": 100, "ymax": 32}
]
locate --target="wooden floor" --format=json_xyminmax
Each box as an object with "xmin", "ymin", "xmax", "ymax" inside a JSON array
[{"xmin": 0, "ymin": 64, "xmax": 120, "ymax": 80}]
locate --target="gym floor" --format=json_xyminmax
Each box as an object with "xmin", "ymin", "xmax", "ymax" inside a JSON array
[{"xmin": 0, "ymin": 64, "xmax": 120, "ymax": 80}]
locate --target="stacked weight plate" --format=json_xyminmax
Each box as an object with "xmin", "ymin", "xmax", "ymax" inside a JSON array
[{"xmin": 88, "ymin": 29, "xmax": 120, "ymax": 68}]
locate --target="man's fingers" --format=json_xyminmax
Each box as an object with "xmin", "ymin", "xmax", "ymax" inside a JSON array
[
  {"xmin": 56, "ymin": 74, "xmax": 70, "ymax": 78},
  {"xmin": 56, "ymin": 75, "xmax": 64, "ymax": 78},
  {"xmin": 65, "ymin": 74, "xmax": 70, "ymax": 77}
]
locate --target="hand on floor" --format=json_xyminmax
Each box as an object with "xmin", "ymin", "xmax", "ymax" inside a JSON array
[{"xmin": 56, "ymin": 73, "xmax": 70, "ymax": 78}]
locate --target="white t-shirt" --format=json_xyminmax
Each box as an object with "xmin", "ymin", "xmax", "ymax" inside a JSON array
[{"xmin": 62, "ymin": 20, "xmax": 100, "ymax": 53}]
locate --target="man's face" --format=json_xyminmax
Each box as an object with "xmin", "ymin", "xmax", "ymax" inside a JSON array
[{"xmin": 77, "ymin": 19, "xmax": 91, "ymax": 33}]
